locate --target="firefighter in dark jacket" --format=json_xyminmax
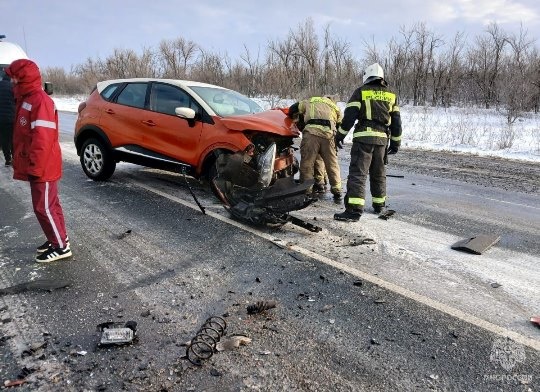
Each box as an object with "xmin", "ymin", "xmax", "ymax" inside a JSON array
[{"xmin": 334, "ymin": 63, "xmax": 402, "ymax": 222}]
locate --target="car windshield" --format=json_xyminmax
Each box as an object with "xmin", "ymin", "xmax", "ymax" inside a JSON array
[{"xmin": 190, "ymin": 86, "xmax": 263, "ymax": 117}]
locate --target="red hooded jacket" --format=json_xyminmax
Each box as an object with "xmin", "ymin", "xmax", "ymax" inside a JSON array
[{"xmin": 5, "ymin": 59, "xmax": 62, "ymax": 182}]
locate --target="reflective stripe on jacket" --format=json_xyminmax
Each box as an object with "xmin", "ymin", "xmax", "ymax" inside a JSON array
[
  {"xmin": 298, "ymin": 96, "xmax": 342, "ymax": 139},
  {"xmin": 338, "ymin": 81, "xmax": 402, "ymax": 146}
]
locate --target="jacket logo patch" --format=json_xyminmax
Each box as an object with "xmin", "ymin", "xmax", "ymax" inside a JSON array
[{"xmin": 19, "ymin": 116, "xmax": 28, "ymax": 127}]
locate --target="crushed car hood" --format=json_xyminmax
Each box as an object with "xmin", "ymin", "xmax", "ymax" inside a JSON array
[{"xmin": 218, "ymin": 109, "xmax": 298, "ymax": 137}]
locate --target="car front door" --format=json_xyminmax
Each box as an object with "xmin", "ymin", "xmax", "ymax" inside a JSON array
[{"xmin": 143, "ymin": 82, "xmax": 204, "ymax": 166}]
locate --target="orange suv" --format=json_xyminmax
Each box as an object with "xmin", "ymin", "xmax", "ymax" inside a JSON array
[{"xmin": 74, "ymin": 78, "xmax": 318, "ymax": 229}]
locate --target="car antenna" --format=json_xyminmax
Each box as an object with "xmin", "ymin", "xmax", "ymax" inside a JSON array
[{"xmin": 181, "ymin": 166, "xmax": 206, "ymax": 215}]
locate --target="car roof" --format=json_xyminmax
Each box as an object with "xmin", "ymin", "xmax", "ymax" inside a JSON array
[
  {"xmin": 0, "ymin": 40, "xmax": 28, "ymax": 66},
  {"xmin": 96, "ymin": 78, "xmax": 227, "ymax": 94}
]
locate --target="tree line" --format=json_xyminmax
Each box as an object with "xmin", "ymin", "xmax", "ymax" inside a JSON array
[{"xmin": 43, "ymin": 19, "xmax": 540, "ymax": 121}]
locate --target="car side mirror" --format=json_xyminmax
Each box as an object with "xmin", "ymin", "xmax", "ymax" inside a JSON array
[
  {"xmin": 175, "ymin": 107, "xmax": 195, "ymax": 119},
  {"xmin": 175, "ymin": 107, "xmax": 197, "ymax": 127},
  {"xmin": 44, "ymin": 82, "xmax": 54, "ymax": 95}
]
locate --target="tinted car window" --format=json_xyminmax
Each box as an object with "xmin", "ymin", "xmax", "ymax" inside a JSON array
[
  {"xmin": 100, "ymin": 83, "xmax": 122, "ymax": 101},
  {"xmin": 116, "ymin": 83, "xmax": 147, "ymax": 109},
  {"xmin": 150, "ymin": 83, "xmax": 192, "ymax": 115}
]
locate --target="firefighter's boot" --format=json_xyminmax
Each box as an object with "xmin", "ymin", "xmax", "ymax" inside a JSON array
[
  {"xmin": 313, "ymin": 182, "xmax": 326, "ymax": 194},
  {"xmin": 334, "ymin": 208, "xmax": 362, "ymax": 222},
  {"xmin": 331, "ymin": 186, "xmax": 342, "ymax": 203},
  {"xmin": 373, "ymin": 204, "xmax": 385, "ymax": 214}
]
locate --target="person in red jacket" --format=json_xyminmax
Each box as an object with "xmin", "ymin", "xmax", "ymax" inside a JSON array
[{"xmin": 5, "ymin": 59, "xmax": 71, "ymax": 263}]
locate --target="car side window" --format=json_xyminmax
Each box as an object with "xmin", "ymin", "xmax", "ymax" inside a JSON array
[
  {"xmin": 150, "ymin": 83, "xmax": 191, "ymax": 116},
  {"xmin": 101, "ymin": 83, "xmax": 121, "ymax": 101},
  {"xmin": 116, "ymin": 83, "xmax": 147, "ymax": 109}
]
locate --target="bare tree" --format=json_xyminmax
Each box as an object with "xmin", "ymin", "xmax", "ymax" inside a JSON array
[
  {"xmin": 290, "ymin": 18, "xmax": 320, "ymax": 95},
  {"xmin": 501, "ymin": 24, "xmax": 536, "ymax": 122},
  {"xmin": 158, "ymin": 37, "xmax": 199, "ymax": 78},
  {"xmin": 430, "ymin": 31, "xmax": 465, "ymax": 106},
  {"xmin": 191, "ymin": 49, "xmax": 227, "ymax": 86},
  {"xmin": 47, "ymin": 16, "xmax": 540, "ymax": 123},
  {"xmin": 407, "ymin": 23, "xmax": 443, "ymax": 106},
  {"xmin": 467, "ymin": 22, "xmax": 508, "ymax": 108}
]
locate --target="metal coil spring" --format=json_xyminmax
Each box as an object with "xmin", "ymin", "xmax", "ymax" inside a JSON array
[{"xmin": 186, "ymin": 316, "xmax": 227, "ymax": 365}]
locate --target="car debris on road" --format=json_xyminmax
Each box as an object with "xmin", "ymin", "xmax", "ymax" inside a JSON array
[
  {"xmin": 185, "ymin": 316, "xmax": 227, "ymax": 366},
  {"xmin": 0, "ymin": 279, "xmax": 71, "ymax": 296},
  {"xmin": 97, "ymin": 321, "xmax": 137, "ymax": 346},
  {"xmin": 247, "ymin": 300, "xmax": 277, "ymax": 315},
  {"xmin": 451, "ymin": 234, "xmax": 500, "ymax": 255}
]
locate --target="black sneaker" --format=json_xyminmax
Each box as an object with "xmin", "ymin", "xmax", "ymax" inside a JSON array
[
  {"xmin": 36, "ymin": 237, "xmax": 70, "ymax": 254},
  {"xmin": 35, "ymin": 246, "xmax": 72, "ymax": 263},
  {"xmin": 334, "ymin": 210, "xmax": 361, "ymax": 222},
  {"xmin": 4, "ymin": 160, "xmax": 11, "ymax": 167},
  {"xmin": 36, "ymin": 241, "xmax": 51, "ymax": 254}
]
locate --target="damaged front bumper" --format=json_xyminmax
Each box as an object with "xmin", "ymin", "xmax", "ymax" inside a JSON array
[{"xmin": 212, "ymin": 148, "xmax": 320, "ymax": 232}]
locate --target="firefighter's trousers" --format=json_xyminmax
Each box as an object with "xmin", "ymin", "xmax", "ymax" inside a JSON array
[
  {"xmin": 314, "ymin": 155, "xmax": 327, "ymax": 185},
  {"xmin": 300, "ymin": 132, "xmax": 342, "ymax": 193},
  {"xmin": 345, "ymin": 142, "xmax": 386, "ymax": 211}
]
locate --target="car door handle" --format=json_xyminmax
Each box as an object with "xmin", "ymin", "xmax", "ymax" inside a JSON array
[
  {"xmin": 105, "ymin": 109, "xmax": 115, "ymax": 114},
  {"xmin": 141, "ymin": 120, "xmax": 156, "ymax": 126}
]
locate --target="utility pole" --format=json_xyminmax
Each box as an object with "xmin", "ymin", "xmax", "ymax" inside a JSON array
[{"xmin": 22, "ymin": 26, "xmax": 28, "ymax": 55}]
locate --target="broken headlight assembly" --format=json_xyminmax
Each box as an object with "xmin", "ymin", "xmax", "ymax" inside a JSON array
[{"xmin": 257, "ymin": 143, "xmax": 276, "ymax": 188}]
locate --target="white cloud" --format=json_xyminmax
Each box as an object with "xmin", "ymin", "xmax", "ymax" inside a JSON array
[{"xmin": 426, "ymin": 0, "xmax": 538, "ymax": 24}]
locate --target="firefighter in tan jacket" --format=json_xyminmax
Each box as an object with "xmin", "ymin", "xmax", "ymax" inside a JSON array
[{"xmin": 289, "ymin": 96, "xmax": 342, "ymax": 201}]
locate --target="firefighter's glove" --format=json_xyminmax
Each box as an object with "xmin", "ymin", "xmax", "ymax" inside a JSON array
[
  {"xmin": 387, "ymin": 144, "xmax": 399, "ymax": 155},
  {"xmin": 334, "ymin": 133, "xmax": 345, "ymax": 150}
]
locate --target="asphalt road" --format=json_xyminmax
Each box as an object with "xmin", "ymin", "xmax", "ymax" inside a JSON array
[{"xmin": 0, "ymin": 112, "xmax": 538, "ymax": 391}]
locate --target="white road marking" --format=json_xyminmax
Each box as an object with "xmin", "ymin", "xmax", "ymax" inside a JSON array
[
  {"xmin": 132, "ymin": 180, "xmax": 540, "ymax": 351},
  {"xmin": 462, "ymin": 192, "xmax": 540, "ymax": 210}
]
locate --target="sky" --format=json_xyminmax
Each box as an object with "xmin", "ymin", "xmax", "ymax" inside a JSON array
[{"xmin": 3, "ymin": 0, "xmax": 540, "ymax": 71}]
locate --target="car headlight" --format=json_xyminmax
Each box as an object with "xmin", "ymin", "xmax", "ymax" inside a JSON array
[{"xmin": 258, "ymin": 143, "xmax": 276, "ymax": 188}]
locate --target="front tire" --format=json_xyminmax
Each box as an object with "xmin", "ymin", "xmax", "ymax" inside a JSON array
[{"xmin": 80, "ymin": 138, "xmax": 116, "ymax": 181}]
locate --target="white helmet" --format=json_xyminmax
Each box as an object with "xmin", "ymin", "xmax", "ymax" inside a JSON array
[{"xmin": 363, "ymin": 63, "xmax": 384, "ymax": 84}]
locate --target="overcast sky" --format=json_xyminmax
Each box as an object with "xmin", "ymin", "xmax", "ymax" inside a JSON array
[{"xmin": 3, "ymin": 0, "xmax": 540, "ymax": 71}]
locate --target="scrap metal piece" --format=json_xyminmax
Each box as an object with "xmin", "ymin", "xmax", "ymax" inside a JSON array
[
  {"xmin": 247, "ymin": 300, "xmax": 277, "ymax": 315},
  {"xmin": 117, "ymin": 229, "xmax": 132, "ymax": 239},
  {"xmin": 285, "ymin": 214, "xmax": 322, "ymax": 232},
  {"xmin": 451, "ymin": 235, "xmax": 500, "ymax": 255},
  {"xmin": 97, "ymin": 321, "xmax": 137, "ymax": 346},
  {"xmin": 181, "ymin": 166, "xmax": 206, "ymax": 214},
  {"xmin": 0, "ymin": 279, "xmax": 71, "ymax": 296},
  {"xmin": 215, "ymin": 335, "xmax": 252, "ymax": 352},
  {"xmin": 186, "ymin": 316, "xmax": 227, "ymax": 366}
]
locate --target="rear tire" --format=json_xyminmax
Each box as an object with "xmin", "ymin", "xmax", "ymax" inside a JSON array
[{"xmin": 80, "ymin": 138, "xmax": 116, "ymax": 181}]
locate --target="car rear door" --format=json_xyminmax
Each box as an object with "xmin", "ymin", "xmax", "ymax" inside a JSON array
[
  {"xmin": 101, "ymin": 82, "xmax": 149, "ymax": 147},
  {"xmin": 142, "ymin": 82, "xmax": 204, "ymax": 166}
]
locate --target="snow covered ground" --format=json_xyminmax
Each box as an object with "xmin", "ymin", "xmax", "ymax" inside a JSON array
[{"xmin": 54, "ymin": 95, "xmax": 540, "ymax": 163}]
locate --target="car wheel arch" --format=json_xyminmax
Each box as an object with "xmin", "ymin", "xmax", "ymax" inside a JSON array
[
  {"xmin": 75, "ymin": 125, "xmax": 112, "ymax": 155},
  {"xmin": 200, "ymin": 148, "xmax": 235, "ymax": 179}
]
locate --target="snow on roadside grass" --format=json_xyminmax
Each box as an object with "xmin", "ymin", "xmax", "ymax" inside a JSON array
[{"xmin": 54, "ymin": 96, "xmax": 540, "ymax": 163}]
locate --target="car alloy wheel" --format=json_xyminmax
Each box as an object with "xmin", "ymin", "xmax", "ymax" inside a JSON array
[
  {"xmin": 83, "ymin": 143, "xmax": 104, "ymax": 175},
  {"xmin": 80, "ymin": 138, "xmax": 116, "ymax": 181}
]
